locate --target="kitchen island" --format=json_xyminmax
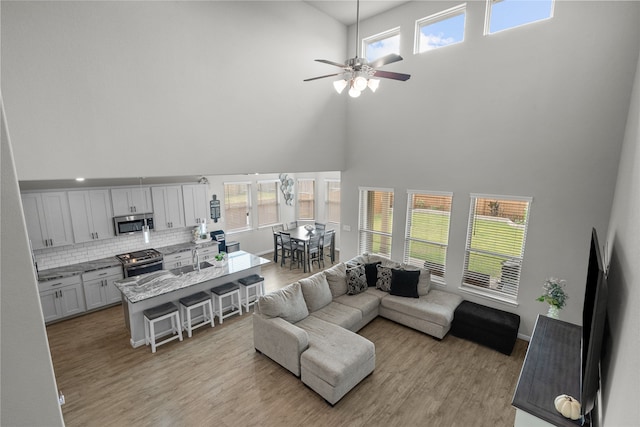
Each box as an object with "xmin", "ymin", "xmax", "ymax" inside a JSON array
[{"xmin": 114, "ymin": 250, "xmax": 269, "ymax": 348}]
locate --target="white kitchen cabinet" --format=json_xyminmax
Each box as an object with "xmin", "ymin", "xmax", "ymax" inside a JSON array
[
  {"xmin": 152, "ymin": 186, "xmax": 185, "ymax": 231},
  {"xmin": 111, "ymin": 187, "xmax": 152, "ymax": 216},
  {"xmin": 38, "ymin": 276, "xmax": 86, "ymax": 323},
  {"xmin": 182, "ymin": 184, "xmax": 209, "ymax": 227},
  {"xmin": 21, "ymin": 192, "xmax": 74, "ymax": 250},
  {"xmin": 163, "ymin": 251, "xmax": 192, "ymax": 270},
  {"xmin": 198, "ymin": 245, "xmax": 219, "ymax": 262},
  {"xmin": 82, "ymin": 266, "xmax": 123, "ymax": 310},
  {"xmin": 68, "ymin": 190, "xmax": 114, "ymax": 243}
]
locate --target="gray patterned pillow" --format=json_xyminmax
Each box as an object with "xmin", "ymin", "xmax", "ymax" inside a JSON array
[
  {"xmin": 346, "ymin": 265, "xmax": 367, "ymax": 295},
  {"xmin": 376, "ymin": 264, "xmax": 394, "ymax": 292}
]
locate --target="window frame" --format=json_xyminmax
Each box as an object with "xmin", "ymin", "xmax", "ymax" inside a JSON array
[
  {"xmin": 362, "ymin": 27, "xmax": 401, "ymax": 63},
  {"xmin": 414, "ymin": 3, "xmax": 467, "ymax": 54},
  {"xmin": 256, "ymin": 180, "xmax": 280, "ymax": 229},
  {"xmin": 461, "ymin": 193, "xmax": 532, "ymax": 305},
  {"xmin": 358, "ymin": 187, "xmax": 394, "ymax": 257},
  {"xmin": 223, "ymin": 181, "xmax": 252, "ymax": 233},
  {"xmin": 325, "ymin": 179, "xmax": 341, "ymax": 225},
  {"xmin": 403, "ymin": 190, "xmax": 453, "ymax": 284},
  {"xmin": 296, "ymin": 178, "xmax": 316, "ymax": 221},
  {"xmin": 484, "ymin": 0, "xmax": 555, "ymax": 36}
]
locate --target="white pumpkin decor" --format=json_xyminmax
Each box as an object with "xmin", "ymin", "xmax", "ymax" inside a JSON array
[{"xmin": 554, "ymin": 394, "xmax": 581, "ymax": 420}]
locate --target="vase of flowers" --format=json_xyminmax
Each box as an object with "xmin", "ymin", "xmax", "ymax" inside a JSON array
[{"xmin": 537, "ymin": 277, "xmax": 568, "ymax": 319}]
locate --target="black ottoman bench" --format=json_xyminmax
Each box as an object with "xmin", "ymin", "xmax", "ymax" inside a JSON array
[{"xmin": 451, "ymin": 300, "xmax": 520, "ymax": 355}]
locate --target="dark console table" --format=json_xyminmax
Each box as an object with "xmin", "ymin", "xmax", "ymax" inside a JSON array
[{"xmin": 512, "ymin": 315, "xmax": 584, "ymax": 426}]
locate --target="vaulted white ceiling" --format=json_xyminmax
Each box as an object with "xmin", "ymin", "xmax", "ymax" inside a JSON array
[{"xmin": 304, "ymin": 0, "xmax": 410, "ymax": 25}]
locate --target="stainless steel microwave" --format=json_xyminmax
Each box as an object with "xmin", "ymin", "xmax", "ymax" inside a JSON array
[{"xmin": 113, "ymin": 214, "xmax": 154, "ymax": 236}]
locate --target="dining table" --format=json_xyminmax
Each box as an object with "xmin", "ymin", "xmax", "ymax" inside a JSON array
[{"xmin": 275, "ymin": 225, "xmax": 319, "ymax": 273}]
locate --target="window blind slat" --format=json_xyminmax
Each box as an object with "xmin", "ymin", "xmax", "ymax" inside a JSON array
[
  {"xmin": 257, "ymin": 181, "xmax": 279, "ymax": 227},
  {"xmin": 359, "ymin": 189, "xmax": 394, "ymax": 257}
]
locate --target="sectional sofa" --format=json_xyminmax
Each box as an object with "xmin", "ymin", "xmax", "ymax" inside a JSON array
[{"xmin": 252, "ymin": 254, "xmax": 463, "ymax": 405}]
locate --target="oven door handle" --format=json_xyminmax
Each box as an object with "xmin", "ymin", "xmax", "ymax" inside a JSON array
[{"xmin": 126, "ymin": 259, "xmax": 164, "ymax": 274}]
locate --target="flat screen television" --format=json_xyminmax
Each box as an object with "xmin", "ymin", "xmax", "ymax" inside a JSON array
[{"xmin": 581, "ymin": 227, "xmax": 608, "ymax": 422}]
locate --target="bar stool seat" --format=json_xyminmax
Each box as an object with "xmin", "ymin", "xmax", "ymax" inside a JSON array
[
  {"xmin": 143, "ymin": 302, "xmax": 183, "ymax": 353},
  {"xmin": 179, "ymin": 291, "xmax": 214, "ymax": 338},
  {"xmin": 210, "ymin": 282, "xmax": 242, "ymax": 324},
  {"xmin": 238, "ymin": 274, "xmax": 265, "ymax": 311}
]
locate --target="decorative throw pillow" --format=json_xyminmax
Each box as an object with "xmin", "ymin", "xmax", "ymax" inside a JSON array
[
  {"xmin": 376, "ymin": 265, "xmax": 394, "ymax": 292},
  {"xmin": 346, "ymin": 265, "xmax": 368, "ymax": 295},
  {"xmin": 364, "ymin": 262, "xmax": 382, "ymax": 287},
  {"xmin": 324, "ymin": 262, "xmax": 348, "ymax": 298},
  {"xmin": 257, "ymin": 282, "xmax": 309, "ymax": 323},
  {"xmin": 400, "ymin": 264, "xmax": 431, "ymax": 296},
  {"xmin": 299, "ymin": 273, "xmax": 332, "ymax": 312},
  {"xmin": 390, "ymin": 269, "xmax": 420, "ymax": 298}
]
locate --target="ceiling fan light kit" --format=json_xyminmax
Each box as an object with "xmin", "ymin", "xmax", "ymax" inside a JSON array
[{"xmin": 304, "ymin": 0, "xmax": 411, "ymax": 97}]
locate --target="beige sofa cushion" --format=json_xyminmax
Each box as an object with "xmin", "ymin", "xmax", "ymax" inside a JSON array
[
  {"xmin": 334, "ymin": 292, "xmax": 381, "ymax": 319},
  {"xmin": 309, "ymin": 301, "xmax": 362, "ymax": 331},
  {"xmin": 324, "ymin": 262, "xmax": 348, "ymax": 298},
  {"xmin": 380, "ymin": 289, "xmax": 462, "ymax": 327},
  {"xmin": 257, "ymin": 282, "xmax": 309, "ymax": 323},
  {"xmin": 300, "ymin": 273, "xmax": 332, "ymax": 312}
]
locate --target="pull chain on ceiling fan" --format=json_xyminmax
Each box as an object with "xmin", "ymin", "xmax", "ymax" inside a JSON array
[{"xmin": 304, "ymin": 0, "xmax": 411, "ymax": 97}]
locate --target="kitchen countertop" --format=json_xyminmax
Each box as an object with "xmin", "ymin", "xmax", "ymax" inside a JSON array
[
  {"xmin": 37, "ymin": 239, "xmax": 219, "ymax": 282},
  {"xmin": 37, "ymin": 256, "xmax": 121, "ymax": 281},
  {"xmin": 114, "ymin": 251, "xmax": 269, "ymax": 303}
]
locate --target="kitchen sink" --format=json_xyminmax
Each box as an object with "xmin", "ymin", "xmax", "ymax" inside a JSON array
[{"xmin": 170, "ymin": 262, "xmax": 214, "ymax": 275}]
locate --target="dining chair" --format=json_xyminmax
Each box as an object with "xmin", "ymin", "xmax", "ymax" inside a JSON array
[
  {"xmin": 280, "ymin": 232, "xmax": 300, "ymax": 269},
  {"xmin": 314, "ymin": 222, "xmax": 327, "ymax": 232},
  {"xmin": 286, "ymin": 221, "xmax": 298, "ymax": 230},
  {"xmin": 323, "ymin": 229, "xmax": 335, "ymax": 264},
  {"xmin": 272, "ymin": 224, "xmax": 285, "ymax": 262},
  {"xmin": 308, "ymin": 231, "xmax": 325, "ymax": 270}
]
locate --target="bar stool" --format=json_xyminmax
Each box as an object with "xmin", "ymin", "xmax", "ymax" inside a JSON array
[
  {"xmin": 179, "ymin": 291, "xmax": 214, "ymax": 338},
  {"xmin": 143, "ymin": 302, "xmax": 183, "ymax": 353},
  {"xmin": 238, "ymin": 274, "xmax": 265, "ymax": 311},
  {"xmin": 210, "ymin": 282, "xmax": 242, "ymax": 324}
]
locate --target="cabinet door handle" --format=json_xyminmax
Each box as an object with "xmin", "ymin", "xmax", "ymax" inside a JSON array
[
  {"xmin": 51, "ymin": 282, "xmax": 63, "ymax": 287},
  {"xmin": 50, "ymin": 239, "xmax": 54, "ymax": 246}
]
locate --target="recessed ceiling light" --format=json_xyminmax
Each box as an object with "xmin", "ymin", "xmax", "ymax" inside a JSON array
[{"xmin": 75, "ymin": 177, "xmax": 85, "ymax": 182}]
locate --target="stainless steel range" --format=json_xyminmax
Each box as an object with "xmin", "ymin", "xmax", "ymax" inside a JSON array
[{"xmin": 116, "ymin": 248, "xmax": 164, "ymax": 278}]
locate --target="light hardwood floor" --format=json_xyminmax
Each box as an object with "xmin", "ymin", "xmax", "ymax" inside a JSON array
[{"xmin": 46, "ymin": 252, "xmax": 527, "ymax": 427}]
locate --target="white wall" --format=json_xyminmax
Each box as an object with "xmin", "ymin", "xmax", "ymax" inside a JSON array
[
  {"xmin": 1, "ymin": 98, "xmax": 64, "ymax": 426},
  {"xmin": 340, "ymin": 1, "xmax": 640, "ymax": 336},
  {"xmin": 1, "ymin": 1, "xmax": 347, "ymax": 180},
  {"xmin": 601, "ymin": 37, "xmax": 640, "ymax": 427}
]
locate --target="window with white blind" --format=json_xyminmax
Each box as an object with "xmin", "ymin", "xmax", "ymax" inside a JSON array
[
  {"xmin": 404, "ymin": 191, "xmax": 453, "ymax": 281},
  {"xmin": 462, "ymin": 194, "xmax": 532, "ymax": 302},
  {"xmin": 325, "ymin": 180, "xmax": 341, "ymax": 224},
  {"xmin": 224, "ymin": 182, "xmax": 251, "ymax": 232},
  {"xmin": 358, "ymin": 188, "xmax": 394, "ymax": 257},
  {"xmin": 257, "ymin": 181, "xmax": 279, "ymax": 227},
  {"xmin": 297, "ymin": 179, "xmax": 315, "ymax": 220}
]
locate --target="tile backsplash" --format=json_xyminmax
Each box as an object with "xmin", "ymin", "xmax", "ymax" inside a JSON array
[{"xmin": 34, "ymin": 228, "xmax": 194, "ymax": 270}]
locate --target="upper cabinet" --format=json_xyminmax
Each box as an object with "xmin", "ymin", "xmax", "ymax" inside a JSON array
[
  {"xmin": 151, "ymin": 186, "xmax": 185, "ymax": 231},
  {"xmin": 68, "ymin": 190, "xmax": 114, "ymax": 243},
  {"xmin": 182, "ymin": 184, "xmax": 209, "ymax": 227},
  {"xmin": 21, "ymin": 192, "xmax": 74, "ymax": 249},
  {"xmin": 111, "ymin": 187, "xmax": 152, "ymax": 216}
]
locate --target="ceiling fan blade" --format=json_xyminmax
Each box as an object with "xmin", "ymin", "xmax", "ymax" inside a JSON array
[
  {"xmin": 303, "ymin": 73, "xmax": 341, "ymax": 82},
  {"xmin": 315, "ymin": 59, "xmax": 348, "ymax": 69},
  {"xmin": 373, "ymin": 70, "xmax": 411, "ymax": 81},
  {"xmin": 369, "ymin": 53, "xmax": 403, "ymax": 69}
]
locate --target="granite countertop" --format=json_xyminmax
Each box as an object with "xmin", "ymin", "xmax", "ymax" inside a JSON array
[
  {"xmin": 157, "ymin": 239, "xmax": 218, "ymax": 256},
  {"xmin": 37, "ymin": 256, "xmax": 122, "ymax": 282},
  {"xmin": 114, "ymin": 251, "xmax": 269, "ymax": 304},
  {"xmin": 36, "ymin": 240, "xmax": 220, "ymax": 282}
]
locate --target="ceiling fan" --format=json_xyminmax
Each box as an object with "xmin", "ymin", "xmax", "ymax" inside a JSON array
[{"xmin": 304, "ymin": 0, "xmax": 411, "ymax": 98}]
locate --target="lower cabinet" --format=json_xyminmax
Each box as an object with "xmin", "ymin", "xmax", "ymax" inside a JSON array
[
  {"xmin": 82, "ymin": 266, "xmax": 123, "ymax": 311},
  {"xmin": 38, "ymin": 276, "xmax": 86, "ymax": 323},
  {"xmin": 163, "ymin": 251, "xmax": 192, "ymax": 270},
  {"xmin": 198, "ymin": 245, "xmax": 219, "ymax": 262}
]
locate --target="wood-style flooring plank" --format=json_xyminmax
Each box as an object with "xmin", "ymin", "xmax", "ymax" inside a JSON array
[{"xmin": 45, "ymin": 252, "xmax": 527, "ymax": 427}]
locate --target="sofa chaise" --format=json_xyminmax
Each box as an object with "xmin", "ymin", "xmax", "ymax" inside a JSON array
[{"xmin": 252, "ymin": 253, "xmax": 463, "ymax": 405}]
